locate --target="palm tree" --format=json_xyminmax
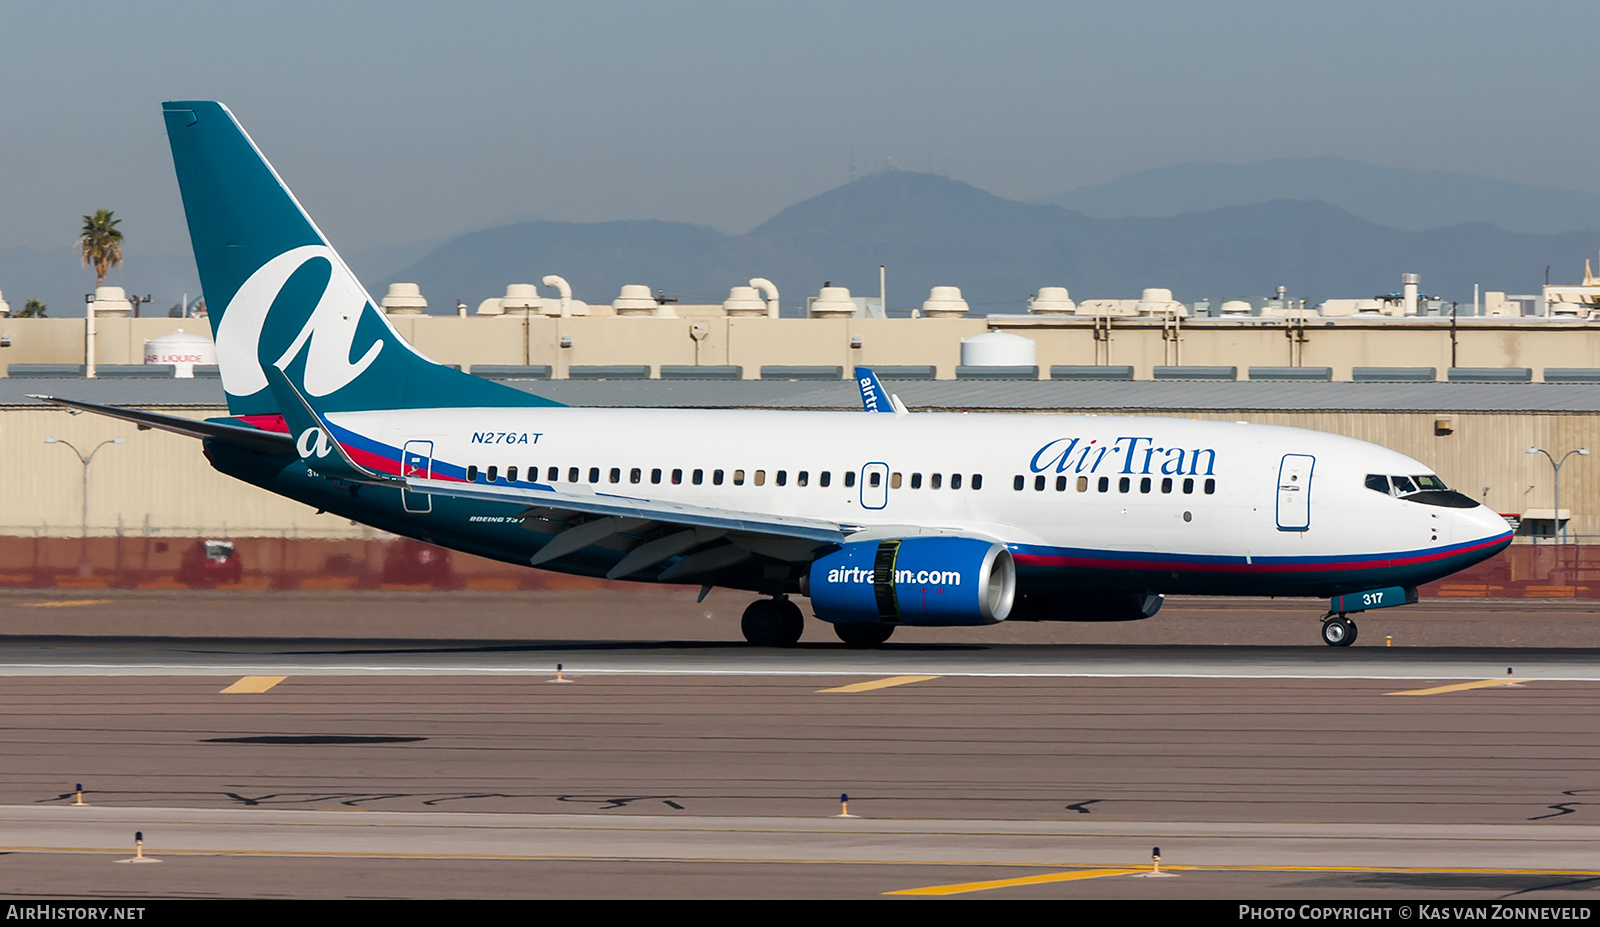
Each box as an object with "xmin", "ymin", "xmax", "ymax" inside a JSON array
[
  {"xmin": 18, "ymin": 298, "xmax": 47, "ymax": 318},
  {"xmin": 77, "ymin": 209, "xmax": 124, "ymax": 287}
]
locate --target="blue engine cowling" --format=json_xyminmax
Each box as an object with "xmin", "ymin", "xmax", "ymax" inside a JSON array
[{"xmin": 806, "ymin": 537, "xmax": 1016, "ymax": 626}]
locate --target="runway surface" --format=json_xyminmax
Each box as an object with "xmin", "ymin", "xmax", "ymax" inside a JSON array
[{"xmin": 0, "ymin": 590, "xmax": 1597, "ymax": 899}]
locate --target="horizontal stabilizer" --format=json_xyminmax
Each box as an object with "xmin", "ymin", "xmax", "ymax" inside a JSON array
[{"xmin": 29, "ymin": 395, "xmax": 294, "ymax": 453}]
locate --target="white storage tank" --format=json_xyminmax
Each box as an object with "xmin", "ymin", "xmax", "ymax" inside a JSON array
[
  {"xmin": 144, "ymin": 329, "xmax": 217, "ymax": 378},
  {"xmin": 960, "ymin": 331, "xmax": 1036, "ymax": 367}
]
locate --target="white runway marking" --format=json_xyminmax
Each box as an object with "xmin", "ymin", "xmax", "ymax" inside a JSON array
[{"xmin": 0, "ymin": 641, "xmax": 1597, "ymax": 681}]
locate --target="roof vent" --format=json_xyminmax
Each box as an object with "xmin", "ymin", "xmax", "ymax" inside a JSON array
[
  {"xmin": 614, "ymin": 284, "xmax": 657, "ymax": 316},
  {"xmin": 921, "ymin": 286, "xmax": 970, "ymax": 319},
  {"xmin": 380, "ymin": 282, "xmax": 427, "ymax": 316},
  {"xmin": 1028, "ymin": 287, "xmax": 1075, "ymax": 315},
  {"xmin": 809, "ymin": 285, "xmax": 856, "ymax": 319},
  {"xmin": 723, "ymin": 286, "xmax": 767, "ymax": 317}
]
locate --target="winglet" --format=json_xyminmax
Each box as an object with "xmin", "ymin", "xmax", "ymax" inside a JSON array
[
  {"xmin": 264, "ymin": 365, "xmax": 393, "ymax": 482},
  {"xmin": 854, "ymin": 367, "xmax": 895, "ymax": 414}
]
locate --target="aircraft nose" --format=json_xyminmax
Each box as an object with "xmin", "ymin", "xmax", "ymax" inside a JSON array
[{"xmin": 1457, "ymin": 503, "xmax": 1514, "ymax": 545}]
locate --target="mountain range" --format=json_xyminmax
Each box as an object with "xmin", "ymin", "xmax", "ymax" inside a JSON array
[
  {"xmin": 5, "ymin": 161, "xmax": 1599, "ymax": 317},
  {"xmin": 391, "ymin": 172, "xmax": 1599, "ymax": 311},
  {"xmin": 1040, "ymin": 157, "xmax": 1600, "ymax": 235}
]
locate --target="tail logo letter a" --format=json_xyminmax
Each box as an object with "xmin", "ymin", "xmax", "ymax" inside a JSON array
[
  {"xmin": 295, "ymin": 426, "xmax": 334, "ymax": 460},
  {"xmin": 216, "ymin": 245, "xmax": 383, "ymax": 399}
]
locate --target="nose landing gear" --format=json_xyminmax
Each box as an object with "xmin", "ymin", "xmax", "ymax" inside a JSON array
[
  {"xmin": 1320, "ymin": 613, "xmax": 1358, "ymax": 647},
  {"xmin": 741, "ymin": 596, "xmax": 806, "ymax": 646}
]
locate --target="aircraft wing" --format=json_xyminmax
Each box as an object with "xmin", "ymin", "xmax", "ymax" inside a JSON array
[
  {"xmin": 405, "ymin": 476, "xmax": 852, "ymax": 545},
  {"xmin": 29, "ymin": 394, "xmax": 296, "ymax": 454}
]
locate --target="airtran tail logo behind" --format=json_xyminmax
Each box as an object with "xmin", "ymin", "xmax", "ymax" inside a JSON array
[
  {"xmin": 826, "ymin": 566, "xmax": 962, "ymax": 586},
  {"xmin": 1030, "ymin": 436, "xmax": 1217, "ymax": 476},
  {"xmin": 216, "ymin": 245, "xmax": 382, "ymax": 400}
]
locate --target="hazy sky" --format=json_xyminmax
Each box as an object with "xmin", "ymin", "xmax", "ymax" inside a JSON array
[{"xmin": 4, "ymin": 0, "xmax": 1599, "ymax": 258}]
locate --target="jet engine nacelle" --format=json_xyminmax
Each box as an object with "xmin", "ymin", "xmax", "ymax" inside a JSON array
[{"xmin": 806, "ymin": 537, "xmax": 1015, "ymax": 626}]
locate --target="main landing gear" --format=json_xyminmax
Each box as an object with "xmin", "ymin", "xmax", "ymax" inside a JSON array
[
  {"xmin": 741, "ymin": 596, "xmax": 805, "ymax": 647},
  {"xmin": 1320, "ymin": 613, "xmax": 1358, "ymax": 647}
]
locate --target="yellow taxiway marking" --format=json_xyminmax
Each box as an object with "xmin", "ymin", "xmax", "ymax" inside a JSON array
[
  {"xmin": 888, "ymin": 863, "xmax": 1600, "ymax": 897},
  {"xmin": 818, "ymin": 675, "xmax": 939, "ymax": 694},
  {"xmin": 1387, "ymin": 678, "xmax": 1524, "ymax": 696},
  {"xmin": 221, "ymin": 676, "xmax": 286, "ymax": 694},
  {"xmin": 20, "ymin": 599, "xmax": 111, "ymax": 609},
  {"xmin": 888, "ymin": 867, "xmax": 1144, "ymax": 895}
]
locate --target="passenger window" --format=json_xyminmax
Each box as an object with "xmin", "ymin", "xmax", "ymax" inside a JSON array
[
  {"xmin": 734, "ymin": 469, "xmax": 746, "ymax": 486},
  {"xmin": 651, "ymin": 468, "xmax": 662, "ymax": 484},
  {"xmin": 1140, "ymin": 477, "xmax": 1151, "ymax": 493},
  {"xmin": 1161, "ymin": 477, "xmax": 1172, "ymax": 494},
  {"xmin": 890, "ymin": 472, "xmax": 902, "ymax": 489},
  {"xmin": 951, "ymin": 473, "xmax": 963, "ymax": 490},
  {"xmin": 568, "ymin": 467, "xmax": 580, "ymax": 483},
  {"xmin": 610, "ymin": 467, "xmax": 621, "ymax": 483},
  {"xmin": 821, "ymin": 471, "xmax": 832, "ymax": 487},
  {"xmin": 713, "ymin": 469, "xmax": 725, "ymax": 485},
  {"xmin": 1098, "ymin": 476, "xmax": 1109, "ymax": 492},
  {"xmin": 910, "ymin": 473, "xmax": 922, "ymax": 489},
  {"xmin": 487, "ymin": 465, "xmax": 499, "ymax": 482},
  {"xmin": 753, "ymin": 470, "xmax": 765, "ymax": 486},
  {"xmin": 842, "ymin": 471, "xmax": 853, "ymax": 488},
  {"xmin": 1014, "ymin": 475, "xmax": 1025, "ymax": 491},
  {"xmin": 467, "ymin": 465, "xmax": 479, "ymax": 482},
  {"xmin": 630, "ymin": 467, "xmax": 641, "ymax": 484},
  {"xmin": 1365, "ymin": 474, "xmax": 1390, "ymax": 494},
  {"xmin": 797, "ymin": 471, "xmax": 809, "ymax": 487},
  {"xmin": 931, "ymin": 473, "xmax": 942, "ymax": 490},
  {"xmin": 1034, "ymin": 475, "xmax": 1046, "ymax": 491},
  {"xmin": 971, "ymin": 474, "xmax": 982, "ymax": 490},
  {"xmin": 776, "ymin": 470, "xmax": 787, "ymax": 486},
  {"xmin": 870, "ymin": 471, "xmax": 881, "ymax": 488},
  {"xmin": 1056, "ymin": 475, "xmax": 1067, "ymax": 491},
  {"xmin": 589, "ymin": 467, "xmax": 600, "ymax": 483},
  {"xmin": 1077, "ymin": 476, "xmax": 1088, "ymax": 492},
  {"xmin": 547, "ymin": 467, "xmax": 559, "ymax": 482},
  {"xmin": 1119, "ymin": 477, "xmax": 1131, "ymax": 493},
  {"xmin": 672, "ymin": 468, "xmax": 683, "ymax": 484},
  {"xmin": 1183, "ymin": 477, "xmax": 1194, "ymax": 494},
  {"xmin": 1204, "ymin": 478, "xmax": 1216, "ymax": 495},
  {"xmin": 693, "ymin": 469, "xmax": 704, "ymax": 485}
]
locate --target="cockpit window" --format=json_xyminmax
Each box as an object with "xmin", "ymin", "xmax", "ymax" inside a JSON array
[
  {"xmin": 1413, "ymin": 475, "xmax": 1448, "ymax": 491},
  {"xmin": 1364, "ymin": 474, "xmax": 1391, "ymax": 494},
  {"xmin": 1391, "ymin": 475, "xmax": 1418, "ymax": 494}
]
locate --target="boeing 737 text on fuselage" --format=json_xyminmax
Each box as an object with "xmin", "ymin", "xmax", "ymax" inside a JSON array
[{"xmin": 36, "ymin": 102, "xmax": 1514, "ymax": 647}]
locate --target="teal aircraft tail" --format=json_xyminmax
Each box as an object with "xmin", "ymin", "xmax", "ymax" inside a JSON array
[{"xmin": 162, "ymin": 101, "xmax": 559, "ymax": 416}]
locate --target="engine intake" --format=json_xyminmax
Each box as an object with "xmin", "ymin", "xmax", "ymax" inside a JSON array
[{"xmin": 807, "ymin": 537, "xmax": 1015, "ymax": 626}]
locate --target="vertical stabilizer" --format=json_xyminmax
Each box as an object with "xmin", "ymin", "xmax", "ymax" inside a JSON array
[{"xmin": 162, "ymin": 101, "xmax": 559, "ymax": 416}]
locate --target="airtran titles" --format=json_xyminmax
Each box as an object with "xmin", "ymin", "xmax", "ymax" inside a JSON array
[{"xmin": 1030, "ymin": 436, "xmax": 1217, "ymax": 477}]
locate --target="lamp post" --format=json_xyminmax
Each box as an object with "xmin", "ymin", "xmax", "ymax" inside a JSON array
[
  {"xmin": 1526, "ymin": 446, "xmax": 1589, "ymax": 543},
  {"xmin": 44, "ymin": 436, "xmax": 123, "ymax": 567}
]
